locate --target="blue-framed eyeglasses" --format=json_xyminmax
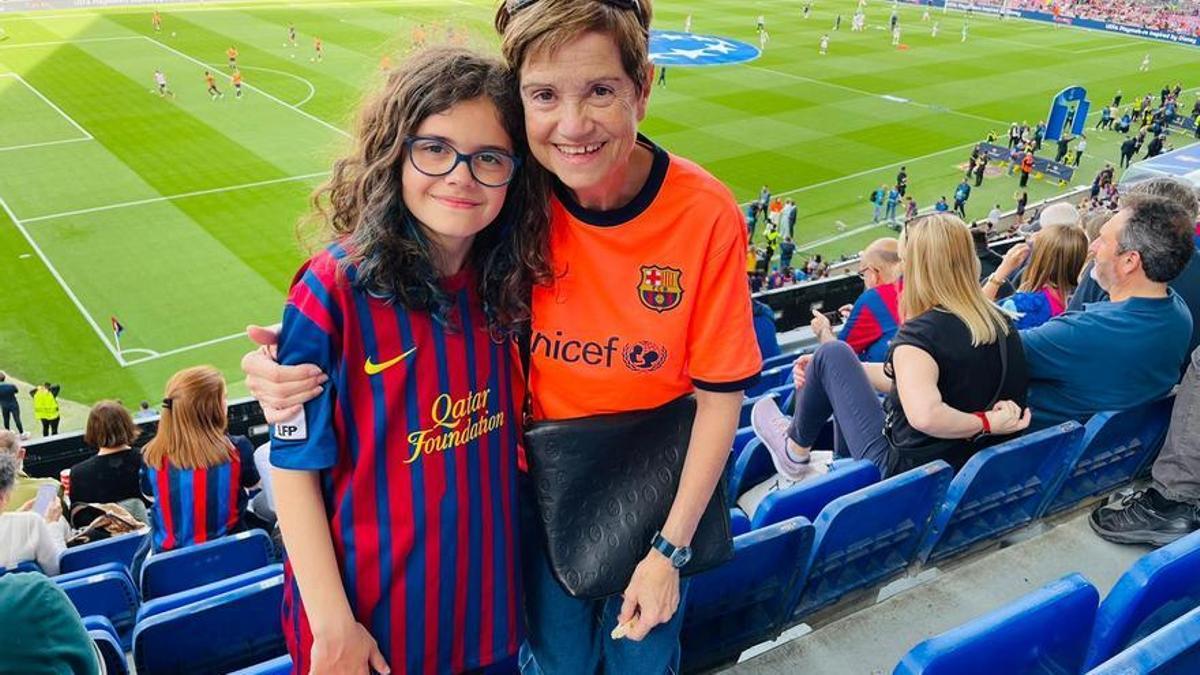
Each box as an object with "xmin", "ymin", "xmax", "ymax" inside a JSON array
[{"xmin": 403, "ymin": 136, "xmax": 521, "ymax": 188}]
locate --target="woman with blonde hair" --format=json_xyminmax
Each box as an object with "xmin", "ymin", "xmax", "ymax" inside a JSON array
[
  {"xmin": 754, "ymin": 213, "xmax": 1032, "ymax": 478},
  {"xmin": 983, "ymin": 224, "xmax": 1089, "ymax": 328},
  {"xmin": 141, "ymin": 366, "xmax": 259, "ymax": 552}
]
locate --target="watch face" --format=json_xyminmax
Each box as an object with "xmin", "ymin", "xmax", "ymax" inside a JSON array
[{"xmin": 671, "ymin": 547, "xmax": 693, "ymax": 568}]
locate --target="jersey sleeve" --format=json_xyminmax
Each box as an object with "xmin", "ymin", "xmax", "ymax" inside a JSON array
[
  {"xmin": 838, "ymin": 290, "xmax": 884, "ymax": 355},
  {"xmin": 688, "ymin": 197, "xmax": 762, "ymax": 392},
  {"xmin": 269, "ymin": 256, "xmax": 343, "ymax": 471},
  {"xmin": 231, "ymin": 436, "xmax": 260, "ymax": 488}
]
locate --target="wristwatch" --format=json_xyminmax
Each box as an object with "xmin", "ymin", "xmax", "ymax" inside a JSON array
[{"xmin": 650, "ymin": 531, "xmax": 693, "ymax": 569}]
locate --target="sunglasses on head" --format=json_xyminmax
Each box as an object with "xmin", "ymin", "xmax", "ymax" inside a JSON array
[{"xmin": 506, "ymin": 0, "xmax": 647, "ymax": 27}]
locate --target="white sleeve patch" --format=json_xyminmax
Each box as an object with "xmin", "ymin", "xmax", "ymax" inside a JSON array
[{"xmin": 273, "ymin": 409, "xmax": 308, "ymax": 441}]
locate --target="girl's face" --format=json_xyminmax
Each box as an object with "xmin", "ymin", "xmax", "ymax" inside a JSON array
[
  {"xmin": 518, "ymin": 31, "xmax": 650, "ymax": 203},
  {"xmin": 402, "ymin": 97, "xmax": 513, "ymax": 253}
]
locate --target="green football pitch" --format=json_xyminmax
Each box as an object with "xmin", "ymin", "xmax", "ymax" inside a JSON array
[{"xmin": 0, "ymin": 0, "xmax": 1195, "ymax": 417}]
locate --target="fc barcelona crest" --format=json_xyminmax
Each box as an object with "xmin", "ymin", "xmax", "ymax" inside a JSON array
[{"xmin": 637, "ymin": 265, "xmax": 683, "ymax": 313}]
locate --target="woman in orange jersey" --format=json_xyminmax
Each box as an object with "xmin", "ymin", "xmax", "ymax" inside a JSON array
[{"xmin": 243, "ymin": 1, "xmax": 759, "ymax": 672}]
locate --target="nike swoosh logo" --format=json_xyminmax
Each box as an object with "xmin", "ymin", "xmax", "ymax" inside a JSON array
[{"xmin": 364, "ymin": 346, "xmax": 417, "ymax": 376}]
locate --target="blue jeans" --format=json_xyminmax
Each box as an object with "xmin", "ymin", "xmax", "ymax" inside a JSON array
[{"xmin": 518, "ymin": 480, "xmax": 689, "ymax": 675}]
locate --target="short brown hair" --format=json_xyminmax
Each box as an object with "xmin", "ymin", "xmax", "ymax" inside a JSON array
[
  {"xmin": 84, "ymin": 400, "xmax": 140, "ymax": 449},
  {"xmin": 495, "ymin": 0, "xmax": 654, "ymax": 93}
]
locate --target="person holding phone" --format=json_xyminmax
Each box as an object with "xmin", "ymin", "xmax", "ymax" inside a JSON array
[
  {"xmin": 809, "ymin": 238, "xmax": 902, "ymax": 363},
  {"xmin": 0, "ymin": 454, "xmax": 68, "ymax": 574}
]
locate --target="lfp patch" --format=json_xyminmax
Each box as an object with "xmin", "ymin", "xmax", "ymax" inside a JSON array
[{"xmin": 649, "ymin": 30, "xmax": 760, "ymax": 67}]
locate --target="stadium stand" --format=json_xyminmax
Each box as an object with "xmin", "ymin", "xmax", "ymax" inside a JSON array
[
  {"xmin": 84, "ymin": 615, "xmax": 128, "ymax": 675},
  {"xmin": 57, "ymin": 530, "xmax": 148, "ymax": 575},
  {"xmin": 1088, "ymin": 605, "xmax": 1200, "ymax": 674},
  {"xmin": 139, "ymin": 529, "xmax": 273, "ymax": 600}
]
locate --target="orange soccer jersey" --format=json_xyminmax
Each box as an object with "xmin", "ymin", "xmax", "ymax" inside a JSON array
[
  {"xmin": 232, "ymin": 72, "xmax": 243, "ymax": 85},
  {"xmin": 227, "ymin": 47, "xmax": 238, "ymax": 59},
  {"xmin": 529, "ymin": 138, "xmax": 761, "ymax": 421}
]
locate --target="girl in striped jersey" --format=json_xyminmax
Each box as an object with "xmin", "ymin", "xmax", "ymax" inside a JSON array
[{"xmin": 267, "ymin": 47, "xmax": 550, "ymax": 674}]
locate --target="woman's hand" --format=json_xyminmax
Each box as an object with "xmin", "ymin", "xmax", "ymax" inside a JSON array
[
  {"xmin": 309, "ymin": 620, "xmax": 390, "ymax": 675},
  {"xmin": 985, "ymin": 400, "xmax": 1032, "ymax": 436},
  {"xmin": 809, "ymin": 310, "xmax": 834, "ymax": 342},
  {"xmin": 241, "ymin": 324, "xmax": 326, "ymax": 424},
  {"xmin": 792, "ymin": 354, "xmax": 814, "ymax": 389},
  {"xmin": 997, "ymin": 242, "xmax": 1030, "ymax": 279},
  {"xmin": 615, "ymin": 551, "xmax": 681, "ymax": 642}
]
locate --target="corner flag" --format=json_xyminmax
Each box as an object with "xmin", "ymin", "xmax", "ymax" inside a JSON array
[{"xmin": 111, "ymin": 316, "xmax": 125, "ymax": 343}]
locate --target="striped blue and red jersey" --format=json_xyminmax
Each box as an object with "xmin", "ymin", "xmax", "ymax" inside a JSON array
[
  {"xmin": 140, "ymin": 435, "xmax": 258, "ymax": 552},
  {"xmin": 838, "ymin": 280, "xmax": 902, "ymax": 363},
  {"xmin": 270, "ymin": 243, "xmax": 523, "ymax": 675}
]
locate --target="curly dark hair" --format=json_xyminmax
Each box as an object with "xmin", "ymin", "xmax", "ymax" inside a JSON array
[{"xmin": 307, "ymin": 46, "xmax": 552, "ymax": 333}]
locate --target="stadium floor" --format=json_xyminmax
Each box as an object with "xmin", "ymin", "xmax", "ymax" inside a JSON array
[{"xmin": 727, "ymin": 500, "xmax": 1148, "ymax": 673}]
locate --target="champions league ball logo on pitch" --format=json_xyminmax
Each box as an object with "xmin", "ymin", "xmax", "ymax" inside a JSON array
[{"xmin": 649, "ymin": 30, "xmax": 760, "ymax": 67}]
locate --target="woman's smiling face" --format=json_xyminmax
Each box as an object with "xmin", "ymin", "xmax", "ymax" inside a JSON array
[{"xmin": 518, "ymin": 31, "xmax": 651, "ymax": 206}]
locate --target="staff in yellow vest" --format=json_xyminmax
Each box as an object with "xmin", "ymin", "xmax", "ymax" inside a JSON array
[{"xmin": 30, "ymin": 383, "xmax": 60, "ymax": 437}]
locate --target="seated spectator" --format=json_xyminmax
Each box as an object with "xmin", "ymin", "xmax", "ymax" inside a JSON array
[
  {"xmin": 68, "ymin": 401, "xmax": 149, "ymax": 523},
  {"xmin": 972, "ymin": 226, "xmax": 1004, "ymax": 282},
  {"xmin": 0, "ymin": 453, "xmax": 68, "ymax": 575},
  {"xmin": 134, "ymin": 400, "xmax": 157, "ymax": 420},
  {"xmin": 249, "ymin": 442, "xmax": 277, "ymax": 525},
  {"xmin": 809, "ymin": 238, "xmax": 902, "ymax": 362},
  {"xmin": 1070, "ymin": 177, "xmax": 1200, "ymax": 363},
  {"xmin": 1091, "ymin": 345, "xmax": 1200, "ymax": 546},
  {"xmin": 1022, "ymin": 194, "xmax": 1195, "ymax": 430},
  {"xmin": 752, "ymin": 214, "xmax": 1030, "ymax": 478},
  {"xmin": 0, "ymin": 430, "xmax": 60, "ymax": 514},
  {"xmin": 0, "ymin": 572, "xmax": 100, "ymax": 675},
  {"xmin": 140, "ymin": 366, "xmax": 260, "ymax": 552},
  {"xmin": 1020, "ymin": 200, "xmax": 1079, "ymax": 235},
  {"xmin": 752, "ymin": 299, "xmax": 782, "ymax": 360},
  {"xmin": 983, "ymin": 225, "xmax": 1088, "ymax": 329}
]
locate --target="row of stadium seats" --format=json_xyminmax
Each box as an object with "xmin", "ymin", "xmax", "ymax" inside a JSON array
[
  {"xmin": 897, "ymin": 528, "xmax": 1200, "ymax": 674},
  {"xmin": 0, "ymin": 529, "xmax": 284, "ymax": 673},
  {"xmin": 679, "ymin": 393, "xmax": 1175, "ymax": 671}
]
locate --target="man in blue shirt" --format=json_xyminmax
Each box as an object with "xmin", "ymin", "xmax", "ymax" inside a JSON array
[
  {"xmin": 1022, "ymin": 194, "xmax": 1195, "ymax": 430},
  {"xmin": 1070, "ymin": 177, "xmax": 1200, "ymax": 367},
  {"xmin": 953, "ymin": 180, "xmax": 971, "ymax": 218}
]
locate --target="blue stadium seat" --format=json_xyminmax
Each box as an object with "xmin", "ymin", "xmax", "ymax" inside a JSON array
[
  {"xmin": 59, "ymin": 531, "xmax": 149, "ymax": 576},
  {"xmin": 729, "ymin": 438, "xmax": 777, "ymax": 502},
  {"xmin": 138, "ymin": 564, "xmax": 283, "ymax": 624},
  {"xmin": 140, "ymin": 529, "xmax": 273, "ymax": 600},
  {"xmin": 747, "ymin": 363, "xmax": 794, "ymax": 397},
  {"xmin": 895, "ymin": 573, "xmax": 1099, "ymax": 675},
  {"xmin": 1084, "ymin": 530, "xmax": 1200, "ymax": 670},
  {"xmin": 84, "ymin": 615, "xmax": 128, "ymax": 675},
  {"xmin": 730, "ymin": 508, "xmax": 751, "ymax": 536},
  {"xmin": 58, "ymin": 568, "xmax": 139, "ymax": 648},
  {"xmin": 1044, "ymin": 397, "xmax": 1175, "ymax": 515},
  {"xmin": 0, "ymin": 560, "xmax": 42, "ymax": 577},
  {"xmin": 739, "ymin": 388, "xmax": 787, "ymax": 429},
  {"xmin": 56, "ymin": 561, "xmax": 128, "ymax": 586},
  {"xmin": 916, "ymin": 423, "xmax": 1085, "ymax": 564},
  {"xmin": 1087, "ymin": 605, "xmax": 1200, "ymax": 675},
  {"xmin": 787, "ymin": 461, "xmax": 951, "ymax": 622},
  {"xmin": 229, "ymin": 654, "xmax": 293, "ymax": 675},
  {"xmin": 133, "ymin": 575, "xmax": 287, "ymax": 674},
  {"xmin": 750, "ymin": 459, "xmax": 880, "ymax": 530},
  {"xmin": 732, "ymin": 426, "xmax": 757, "ymax": 460},
  {"xmin": 761, "ymin": 351, "xmax": 802, "ymax": 371},
  {"xmin": 681, "ymin": 517, "xmax": 815, "ymax": 673}
]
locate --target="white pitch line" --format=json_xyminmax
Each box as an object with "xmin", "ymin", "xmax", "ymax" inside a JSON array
[
  {"xmin": 0, "ymin": 73, "xmax": 92, "ymax": 139},
  {"xmin": 0, "ymin": 35, "xmax": 144, "ymax": 50},
  {"xmin": 202, "ymin": 62, "xmax": 317, "ymax": 108},
  {"xmin": 1072, "ymin": 42, "xmax": 1144, "ymax": 54},
  {"xmin": 0, "ymin": 137, "xmax": 90, "ymax": 153},
  {"xmin": 746, "ymin": 65, "xmax": 1008, "ymax": 126},
  {"xmin": 142, "ymin": 35, "xmax": 349, "ymax": 138},
  {"xmin": 0, "ymin": 72, "xmax": 92, "ymax": 139},
  {"xmin": 22, "ymin": 171, "xmax": 329, "ymax": 224},
  {"xmin": 122, "ymin": 331, "xmax": 249, "ymax": 367},
  {"xmin": 0, "ymin": 194, "xmax": 124, "ymax": 365}
]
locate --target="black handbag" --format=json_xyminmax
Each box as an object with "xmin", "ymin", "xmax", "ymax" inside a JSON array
[{"xmin": 523, "ymin": 394, "xmax": 734, "ymax": 599}]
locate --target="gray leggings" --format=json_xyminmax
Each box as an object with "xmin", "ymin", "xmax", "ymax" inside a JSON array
[
  {"xmin": 1152, "ymin": 346, "xmax": 1200, "ymax": 504},
  {"xmin": 787, "ymin": 341, "xmax": 895, "ymax": 477}
]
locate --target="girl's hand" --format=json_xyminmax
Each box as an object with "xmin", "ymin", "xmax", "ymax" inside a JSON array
[
  {"xmin": 309, "ymin": 620, "xmax": 390, "ymax": 675},
  {"xmin": 986, "ymin": 401, "xmax": 1032, "ymax": 436},
  {"xmin": 615, "ymin": 551, "xmax": 681, "ymax": 642},
  {"xmin": 241, "ymin": 324, "xmax": 326, "ymax": 424}
]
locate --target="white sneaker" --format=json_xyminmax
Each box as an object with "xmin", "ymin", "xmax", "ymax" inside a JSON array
[
  {"xmin": 750, "ymin": 396, "xmax": 811, "ymax": 481},
  {"xmin": 19, "ymin": 432, "xmax": 29, "ymax": 440}
]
